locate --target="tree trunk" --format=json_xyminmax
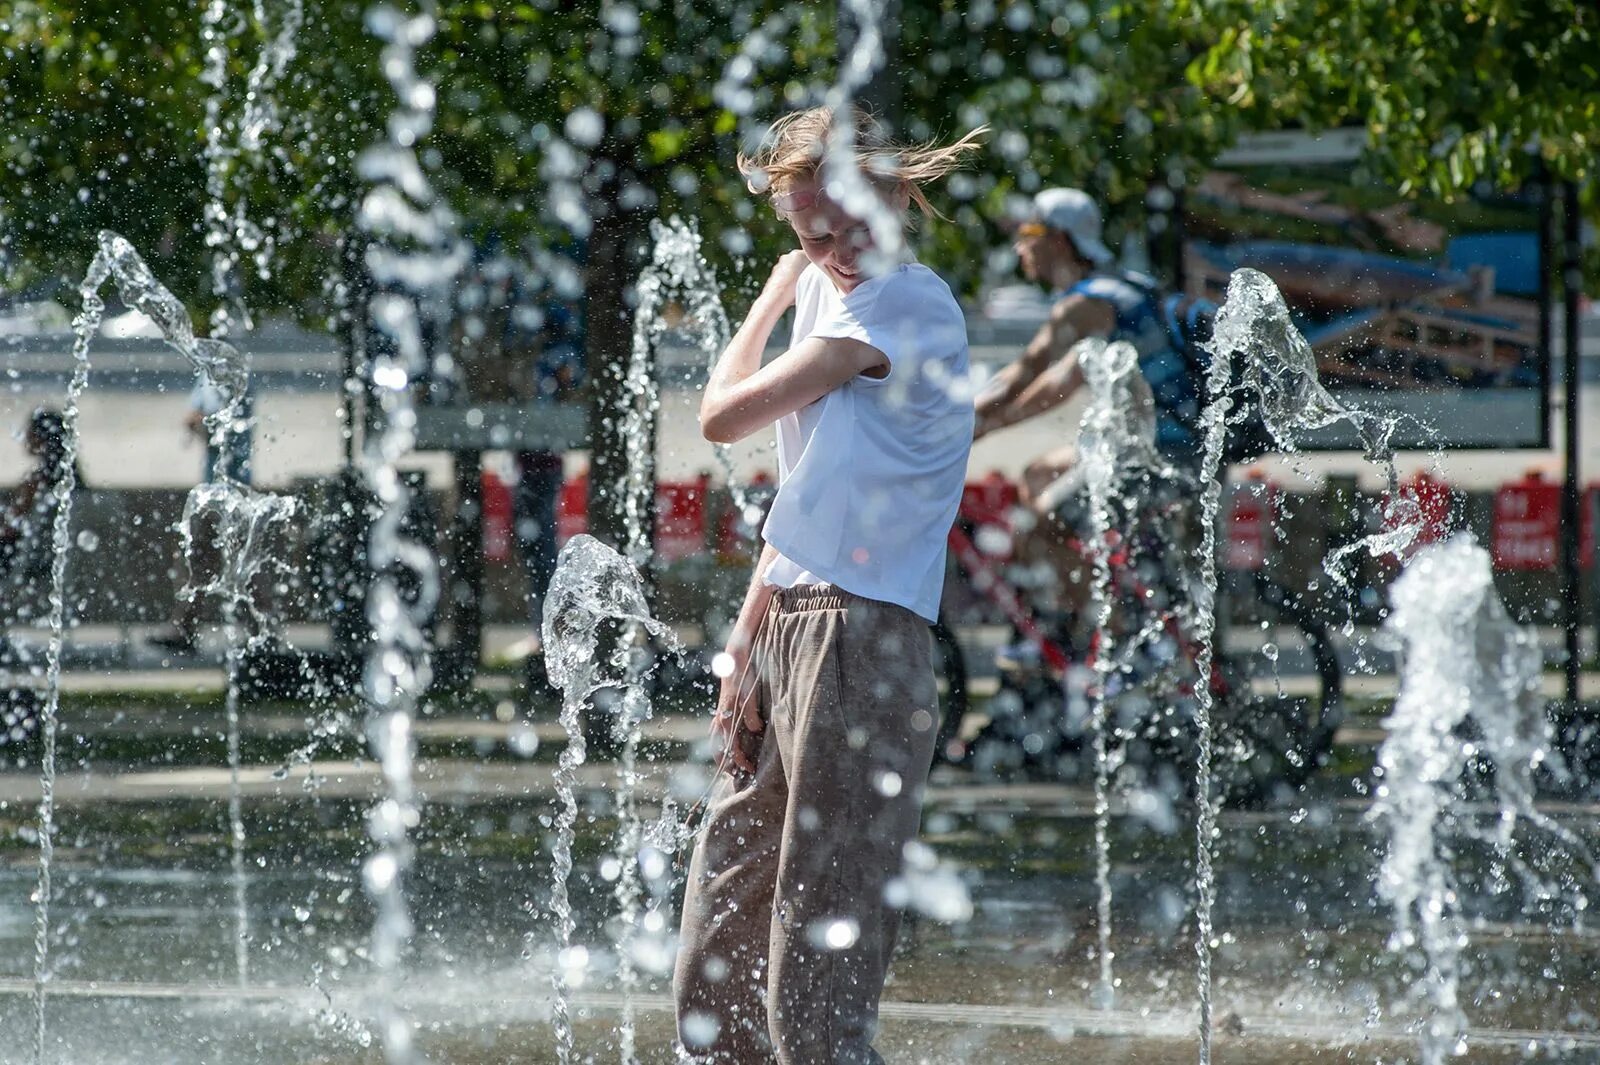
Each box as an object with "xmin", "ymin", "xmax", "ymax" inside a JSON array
[
  {"xmin": 582, "ymin": 169, "xmax": 653, "ymax": 554},
  {"xmin": 840, "ymin": 0, "xmax": 900, "ymax": 127}
]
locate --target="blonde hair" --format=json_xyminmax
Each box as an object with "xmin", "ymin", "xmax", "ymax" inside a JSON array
[{"xmin": 737, "ymin": 106, "xmax": 986, "ymax": 221}]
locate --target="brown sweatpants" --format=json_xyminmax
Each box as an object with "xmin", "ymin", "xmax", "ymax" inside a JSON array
[{"xmin": 674, "ymin": 585, "xmax": 940, "ymax": 1064}]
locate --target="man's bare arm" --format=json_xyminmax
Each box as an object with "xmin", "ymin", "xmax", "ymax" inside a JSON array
[{"xmin": 975, "ymin": 294, "xmax": 1113, "ymax": 436}]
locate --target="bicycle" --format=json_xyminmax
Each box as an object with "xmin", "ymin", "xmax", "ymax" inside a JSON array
[{"xmin": 930, "ymin": 462, "xmax": 1344, "ymax": 806}]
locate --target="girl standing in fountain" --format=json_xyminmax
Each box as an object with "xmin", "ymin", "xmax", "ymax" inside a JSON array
[{"xmin": 674, "ymin": 107, "xmax": 981, "ymax": 1064}]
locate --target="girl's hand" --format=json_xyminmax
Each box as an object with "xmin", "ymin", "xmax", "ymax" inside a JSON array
[
  {"xmin": 710, "ymin": 640, "xmax": 764, "ymax": 775},
  {"xmin": 760, "ymin": 250, "xmax": 811, "ymax": 310}
]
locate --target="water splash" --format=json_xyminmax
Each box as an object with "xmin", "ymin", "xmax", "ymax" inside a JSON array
[
  {"xmin": 1374, "ymin": 535, "xmax": 1595, "ymax": 1064},
  {"xmin": 178, "ymin": 483, "xmax": 302, "ymax": 633},
  {"xmin": 86, "ymin": 231, "xmax": 276, "ymax": 989},
  {"xmin": 201, "ymin": 0, "xmax": 250, "ymax": 333},
  {"xmin": 202, "ymin": 0, "xmax": 303, "ymax": 334},
  {"xmin": 634, "ymin": 217, "xmax": 761, "ymax": 535},
  {"xmin": 239, "ymin": 0, "xmax": 305, "ymax": 158},
  {"xmin": 1186, "ymin": 267, "xmax": 1436, "ymax": 1062},
  {"xmin": 1074, "ymin": 337, "xmax": 1159, "ymax": 1010},
  {"xmin": 729, "ymin": 0, "xmax": 904, "ymax": 275},
  {"xmin": 178, "ymin": 480, "xmax": 301, "ymax": 984},
  {"xmin": 90, "ymin": 232, "xmax": 250, "ymax": 411},
  {"xmin": 355, "ymin": 6, "xmax": 466, "ymax": 1061},
  {"xmin": 32, "ymin": 232, "xmax": 272, "ymax": 1053},
  {"xmin": 30, "ymin": 247, "xmax": 108, "ymax": 1065},
  {"xmin": 1210, "ymin": 268, "xmax": 1427, "ymax": 576},
  {"xmin": 822, "ymin": 0, "xmax": 904, "ymax": 275},
  {"xmin": 1186, "ymin": 287, "xmax": 1242, "ymax": 1065},
  {"xmin": 541, "ymin": 534, "xmax": 676, "ymax": 1065}
]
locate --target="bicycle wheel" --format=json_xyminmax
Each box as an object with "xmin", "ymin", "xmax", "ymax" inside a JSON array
[
  {"xmin": 1210, "ymin": 664, "xmax": 1322, "ymax": 805},
  {"xmin": 1208, "ymin": 573, "xmax": 1346, "ymax": 804}
]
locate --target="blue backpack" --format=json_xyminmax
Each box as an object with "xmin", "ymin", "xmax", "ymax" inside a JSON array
[
  {"xmin": 1072, "ymin": 272, "xmax": 1275, "ymax": 466},
  {"xmin": 1153, "ymin": 289, "xmax": 1275, "ymax": 465}
]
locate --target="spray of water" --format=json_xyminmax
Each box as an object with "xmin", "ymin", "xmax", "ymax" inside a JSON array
[
  {"xmin": 200, "ymin": 0, "xmax": 253, "ymax": 336},
  {"xmin": 635, "ymin": 217, "xmax": 758, "ymax": 528},
  {"xmin": 32, "ymin": 231, "xmax": 273, "ymax": 1053},
  {"xmin": 1375, "ymin": 534, "xmax": 1597, "ymax": 1064},
  {"xmin": 194, "ymin": 0, "xmax": 304, "ymax": 986},
  {"xmin": 89, "ymin": 232, "xmax": 250, "ymax": 407},
  {"xmin": 30, "ymin": 247, "xmax": 108, "ymax": 1065},
  {"xmin": 1186, "ymin": 267, "xmax": 1435, "ymax": 1063},
  {"xmin": 178, "ymin": 480, "xmax": 301, "ymax": 983},
  {"xmin": 821, "ymin": 0, "xmax": 905, "ymax": 275},
  {"xmin": 1210, "ymin": 268, "xmax": 1428, "ymax": 577},
  {"xmin": 355, "ymin": 6, "xmax": 467, "ymax": 1061},
  {"xmin": 1187, "ymin": 313, "xmax": 1237, "ymax": 1065},
  {"xmin": 1074, "ymin": 337, "xmax": 1160, "ymax": 1009},
  {"xmin": 541, "ymin": 534, "xmax": 676, "ymax": 1065},
  {"xmin": 84, "ymin": 231, "xmax": 275, "ymax": 990},
  {"xmin": 238, "ymin": 0, "xmax": 305, "ymax": 159},
  {"xmin": 727, "ymin": 0, "xmax": 904, "ymax": 277},
  {"xmin": 202, "ymin": 0, "xmax": 302, "ymax": 334}
]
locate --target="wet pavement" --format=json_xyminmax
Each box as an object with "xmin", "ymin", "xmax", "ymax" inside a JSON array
[{"xmin": 0, "ymin": 735, "xmax": 1597, "ymax": 1064}]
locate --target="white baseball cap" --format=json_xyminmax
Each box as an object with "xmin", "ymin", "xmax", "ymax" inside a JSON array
[{"xmin": 1028, "ymin": 187, "xmax": 1114, "ymax": 266}]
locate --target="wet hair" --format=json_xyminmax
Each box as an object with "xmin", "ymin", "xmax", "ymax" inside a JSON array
[{"xmin": 738, "ymin": 106, "xmax": 985, "ymax": 222}]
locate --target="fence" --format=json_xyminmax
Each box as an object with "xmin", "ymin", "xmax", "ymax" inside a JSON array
[{"xmin": 4, "ymin": 470, "xmax": 1596, "ymax": 634}]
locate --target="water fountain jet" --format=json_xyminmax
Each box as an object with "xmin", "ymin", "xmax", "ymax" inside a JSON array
[{"xmin": 541, "ymin": 533, "xmax": 678, "ymax": 1065}]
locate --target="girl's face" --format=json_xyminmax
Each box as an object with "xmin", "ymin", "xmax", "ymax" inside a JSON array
[{"xmin": 779, "ymin": 174, "xmax": 906, "ymax": 295}]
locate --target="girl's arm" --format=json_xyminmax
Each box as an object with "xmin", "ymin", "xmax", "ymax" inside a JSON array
[
  {"xmin": 713, "ymin": 541, "xmax": 780, "ymax": 773},
  {"xmin": 700, "ymin": 251, "xmax": 887, "ymax": 445}
]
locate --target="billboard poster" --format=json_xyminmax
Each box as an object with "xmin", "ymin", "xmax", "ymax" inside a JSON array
[{"xmin": 1181, "ymin": 142, "xmax": 1548, "ymax": 450}]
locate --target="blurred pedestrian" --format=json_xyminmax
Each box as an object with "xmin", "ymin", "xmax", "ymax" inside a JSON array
[
  {"xmin": 973, "ymin": 186, "xmax": 1200, "ymax": 505},
  {"xmin": 1, "ymin": 408, "xmax": 82, "ymax": 623}
]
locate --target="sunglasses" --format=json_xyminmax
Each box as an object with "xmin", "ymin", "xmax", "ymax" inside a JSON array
[
  {"xmin": 772, "ymin": 189, "xmax": 818, "ymax": 214},
  {"xmin": 1015, "ymin": 221, "xmax": 1049, "ymax": 238}
]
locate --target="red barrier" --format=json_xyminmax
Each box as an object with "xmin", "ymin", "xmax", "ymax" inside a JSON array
[
  {"xmin": 1224, "ymin": 470, "xmax": 1276, "ymax": 571},
  {"xmin": 1384, "ymin": 470, "xmax": 1453, "ymax": 560},
  {"xmin": 551, "ymin": 472, "xmax": 711, "ymax": 561},
  {"xmin": 481, "ymin": 469, "xmax": 515, "ymax": 562},
  {"xmin": 959, "ymin": 470, "xmax": 1021, "ymax": 560},
  {"xmin": 556, "ymin": 472, "xmax": 589, "ymax": 545},
  {"xmin": 656, "ymin": 474, "xmax": 710, "ymax": 562},
  {"xmin": 1585, "ymin": 486, "xmax": 1600, "ymax": 568},
  {"xmin": 1492, "ymin": 470, "xmax": 1560, "ymax": 570},
  {"xmin": 960, "ymin": 470, "xmax": 1019, "ymax": 529}
]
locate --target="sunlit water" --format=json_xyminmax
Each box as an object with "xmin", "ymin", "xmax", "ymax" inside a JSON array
[
  {"xmin": 202, "ymin": 0, "xmax": 302, "ymax": 335},
  {"xmin": 1210, "ymin": 268, "xmax": 1428, "ymax": 582},
  {"xmin": 1187, "ymin": 267, "xmax": 1439, "ymax": 1062},
  {"xmin": 542, "ymin": 535, "xmax": 678, "ymax": 1065},
  {"xmin": 35, "ymin": 230, "xmax": 289, "ymax": 1053},
  {"xmin": 634, "ymin": 216, "xmax": 761, "ymax": 531},
  {"xmin": 1, "ymin": 767, "xmax": 1597, "ymax": 1063},
  {"xmin": 29, "ymin": 241, "xmax": 107, "ymax": 1063},
  {"xmin": 1377, "ymin": 535, "xmax": 1598, "ymax": 1064},
  {"xmin": 82, "ymin": 232, "xmax": 287, "ymax": 991},
  {"xmin": 1074, "ymin": 337, "xmax": 1163, "ymax": 1009},
  {"xmin": 178, "ymin": 481, "xmax": 301, "ymax": 984},
  {"xmin": 353, "ymin": 5, "xmax": 467, "ymax": 1061}
]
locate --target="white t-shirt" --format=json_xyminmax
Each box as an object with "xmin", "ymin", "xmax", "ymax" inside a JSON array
[{"xmin": 762, "ymin": 262, "xmax": 974, "ymax": 622}]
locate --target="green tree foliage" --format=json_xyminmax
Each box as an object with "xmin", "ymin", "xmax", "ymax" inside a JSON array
[
  {"xmin": 1180, "ymin": 0, "xmax": 1598, "ymax": 196},
  {"xmin": 0, "ymin": 1, "xmax": 210, "ymax": 298},
  {"xmin": 896, "ymin": 1, "xmax": 1241, "ymax": 283}
]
